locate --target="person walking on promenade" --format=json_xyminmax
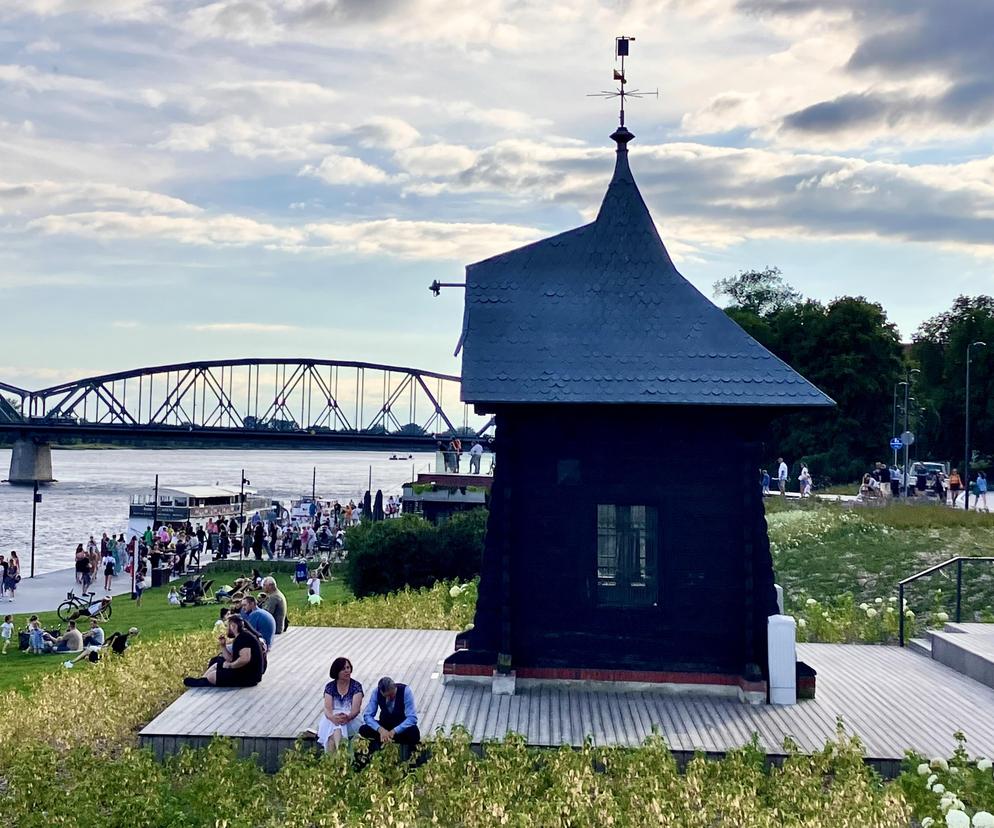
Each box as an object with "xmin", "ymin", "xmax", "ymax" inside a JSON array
[
  {"xmin": 777, "ymin": 457, "xmax": 789, "ymax": 497},
  {"xmin": 74, "ymin": 543, "xmax": 87, "ymax": 585},
  {"xmin": 976, "ymin": 472, "xmax": 989, "ymax": 512},
  {"xmin": 0, "ymin": 555, "xmax": 7, "ymax": 601},
  {"xmin": 798, "ymin": 464, "xmax": 812, "ymax": 497},
  {"xmin": 5, "ymin": 551, "xmax": 19, "ymax": 601},
  {"xmin": 102, "ymin": 548, "xmax": 116, "ymax": 592},
  {"xmin": 948, "ymin": 468, "xmax": 963, "ymax": 506}
]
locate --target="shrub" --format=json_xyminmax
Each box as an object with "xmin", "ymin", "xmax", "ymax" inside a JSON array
[
  {"xmin": 300, "ymin": 579, "xmax": 477, "ymax": 630},
  {"xmin": 344, "ymin": 510, "xmax": 486, "ymax": 597}
]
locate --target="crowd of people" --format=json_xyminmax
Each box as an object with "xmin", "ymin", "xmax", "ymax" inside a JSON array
[
  {"xmin": 856, "ymin": 463, "xmax": 989, "ymax": 508},
  {"xmin": 439, "ymin": 439, "xmax": 487, "ymax": 475}
]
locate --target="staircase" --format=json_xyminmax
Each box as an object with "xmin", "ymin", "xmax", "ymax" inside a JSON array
[{"xmin": 908, "ymin": 623, "xmax": 994, "ymax": 690}]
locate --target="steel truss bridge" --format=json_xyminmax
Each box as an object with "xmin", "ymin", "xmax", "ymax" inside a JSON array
[{"xmin": 0, "ymin": 359, "xmax": 490, "ymax": 449}]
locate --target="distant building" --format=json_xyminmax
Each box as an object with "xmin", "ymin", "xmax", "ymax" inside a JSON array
[{"xmin": 443, "ymin": 123, "xmax": 834, "ymax": 699}]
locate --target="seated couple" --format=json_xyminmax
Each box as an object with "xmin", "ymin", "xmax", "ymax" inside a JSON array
[
  {"xmin": 316, "ymin": 657, "xmax": 419, "ymax": 754},
  {"xmin": 63, "ymin": 622, "xmax": 139, "ymax": 666},
  {"xmin": 183, "ymin": 614, "xmax": 267, "ymax": 688}
]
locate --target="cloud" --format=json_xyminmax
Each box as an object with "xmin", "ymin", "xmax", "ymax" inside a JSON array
[
  {"xmin": 299, "ymin": 154, "xmax": 391, "ymax": 185},
  {"xmin": 0, "ymin": 64, "xmax": 117, "ymax": 99},
  {"xmin": 394, "ymin": 144, "xmax": 477, "ymax": 177},
  {"xmin": 0, "ymin": 180, "xmax": 200, "ymax": 216},
  {"xmin": 27, "ymin": 207, "xmax": 544, "ymax": 262},
  {"xmin": 741, "ymin": 0, "xmax": 994, "ymax": 141},
  {"xmin": 155, "ymin": 115, "xmax": 339, "ymax": 161},
  {"xmin": 187, "ymin": 322, "xmax": 297, "ymax": 333},
  {"xmin": 351, "ymin": 117, "xmax": 420, "ymax": 150}
]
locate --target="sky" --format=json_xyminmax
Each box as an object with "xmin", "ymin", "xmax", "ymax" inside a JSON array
[{"xmin": 2, "ymin": 0, "xmax": 994, "ymax": 391}]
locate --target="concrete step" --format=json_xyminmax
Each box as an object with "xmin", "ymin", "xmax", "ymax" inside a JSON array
[
  {"xmin": 929, "ymin": 625, "xmax": 994, "ymax": 691},
  {"xmin": 907, "ymin": 637, "xmax": 932, "ymax": 657}
]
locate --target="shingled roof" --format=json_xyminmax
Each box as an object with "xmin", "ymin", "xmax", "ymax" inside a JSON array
[{"xmin": 458, "ymin": 126, "xmax": 835, "ymax": 408}]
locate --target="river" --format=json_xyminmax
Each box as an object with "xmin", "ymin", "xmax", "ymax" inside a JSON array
[{"xmin": 0, "ymin": 447, "xmax": 441, "ymax": 575}]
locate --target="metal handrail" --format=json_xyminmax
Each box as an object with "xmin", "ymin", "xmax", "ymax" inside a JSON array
[{"xmin": 898, "ymin": 556, "xmax": 994, "ymax": 646}]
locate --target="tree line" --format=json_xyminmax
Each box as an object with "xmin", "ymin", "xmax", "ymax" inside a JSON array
[{"xmin": 716, "ymin": 268, "xmax": 994, "ymax": 485}]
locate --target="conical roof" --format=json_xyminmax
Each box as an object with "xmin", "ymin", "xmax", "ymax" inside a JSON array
[{"xmin": 458, "ymin": 128, "xmax": 835, "ymax": 408}]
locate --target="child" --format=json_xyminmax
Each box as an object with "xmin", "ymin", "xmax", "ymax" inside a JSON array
[
  {"xmin": 134, "ymin": 570, "xmax": 146, "ymax": 607},
  {"xmin": 307, "ymin": 587, "xmax": 322, "ymax": 606},
  {"xmin": 1, "ymin": 614, "xmax": 13, "ymax": 654},
  {"xmin": 28, "ymin": 616, "xmax": 44, "ymax": 654},
  {"xmin": 212, "ymin": 608, "xmax": 229, "ymax": 634},
  {"xmin": 167, "ymin": 587, "xmax": 181, "ymax": 606}
]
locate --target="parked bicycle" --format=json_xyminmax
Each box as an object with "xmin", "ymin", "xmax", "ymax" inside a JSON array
[{"xmin": 57, "ymin": 590, "xmax": 113, "ymax": 623}]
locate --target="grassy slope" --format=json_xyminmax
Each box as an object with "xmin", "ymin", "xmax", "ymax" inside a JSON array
[
  {"xmin": 0, "ymin": 570, "xmax": 351, "ymax": 693},
  {"xmin": 768, "ymin": 499, "xmax": 994, "ymax": 619}
]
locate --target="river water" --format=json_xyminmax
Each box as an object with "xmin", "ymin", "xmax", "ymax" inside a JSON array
[{"xmin": 0, "ymin": 447, "xmax": 440, "ymax": 575}]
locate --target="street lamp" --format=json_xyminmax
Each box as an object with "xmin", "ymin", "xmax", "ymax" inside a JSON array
[
  {"xmin": 239, "ymin": 469, "xmax": 251, "ymax": 557},
  {"xmin": 893, "ymin": 382, "xmax": 908, "ymax": 468},
  {"xmin": 903, "ymin": 369, "xmax": 920, "ymax": 497},
  {"xmin": 965, "ymin": 341, "xmax": 987, "ymax": 511}
]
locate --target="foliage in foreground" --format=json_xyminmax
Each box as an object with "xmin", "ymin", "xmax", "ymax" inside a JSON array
[
  {"xmin": 0, "ymin": 729, "xmax": 915, "ymax": 828},
  {"xmin": 898, "ymin": 733, "xmax": 994, "ymax": 828}
]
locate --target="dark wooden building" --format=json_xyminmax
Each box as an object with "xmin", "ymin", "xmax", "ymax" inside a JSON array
[{"xmin": 443, "ymin": 125, "xmax": 833, "ymax": 697}]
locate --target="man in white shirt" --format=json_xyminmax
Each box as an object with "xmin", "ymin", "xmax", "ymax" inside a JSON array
[
  {"xmin": 469, "ymin": 442, "xmax": 484, "ymax": 474},
  {"xmin": 777, "ymin": 458, "xmax": 789, "ymax": 497}
]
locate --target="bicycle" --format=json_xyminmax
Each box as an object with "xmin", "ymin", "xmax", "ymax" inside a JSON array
[{"xmin": 57, "ymin": 590, "xmax": 113, "ymax": 623}]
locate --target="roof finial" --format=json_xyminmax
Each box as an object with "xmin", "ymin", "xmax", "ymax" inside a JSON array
[{"xmin": 587, "ymin": 36, "xmax": 658, "ymax": 148}]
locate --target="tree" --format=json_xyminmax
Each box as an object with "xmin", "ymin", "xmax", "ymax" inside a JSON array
[
  {"xmin": 911, "ymin": 295, "xmax": 994, "ymax": 468},
  {"xmin": 715, "ymin": 269, "xmax": 905, "ymax": 484},
  {"xmin": 714, "ymin": 266, "xmax": 801, "ymax": 316}
]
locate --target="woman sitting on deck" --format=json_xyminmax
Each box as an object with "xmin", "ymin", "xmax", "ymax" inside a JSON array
[
  {"xmin": 183, "ymin": 615, "xmax": 265, "ymax": 688},
  {"xmin": 316, "ymin": 657, "xmax": 364, "ymax": 752}
]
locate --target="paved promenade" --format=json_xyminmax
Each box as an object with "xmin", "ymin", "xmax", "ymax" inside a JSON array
[{"xmin": 3, "ymin": 566, "xmax": 137, "ymax": 614}]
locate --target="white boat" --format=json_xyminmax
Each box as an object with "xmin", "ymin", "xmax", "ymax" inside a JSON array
[
  {"xmin": 127, "ymin": 484, "xmax": 273, "ymax": 537},
  {"xmin": 288, "ymin": 495, "xmax": 333, "ymax": 524}
]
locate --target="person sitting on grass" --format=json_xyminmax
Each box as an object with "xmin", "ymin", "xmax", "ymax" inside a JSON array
[
  {"xmin": 212, "ymin": 607, "xmax": 230, "ymax": 635},
  {"xmin": 105, "ymin": 627, "xmax": 140, "ymax": 655},
  {"xmin": 42, "ymin": 620, "xmax": 83, "ymax": 653},
  {"xmin": 69, "ymin": 594, "xmax": 112, "ymax": 621},
  {"xmin": 167, "ymin": 587, "xmax": 181, "ymax": 606},
  {"xmin": 307, "ymin": 587, "xmax": 322, "ymax": 606},
  {"xmin": 359, "ymin": 676, "xmax": 420, "ymax": 755},
  {"xmin": 183, "ymin": 615, "xmax": 264, "ymax": 688},
  {"xmin": 63, "ymin": 618, "xmax": 105, "ymax": 667}
]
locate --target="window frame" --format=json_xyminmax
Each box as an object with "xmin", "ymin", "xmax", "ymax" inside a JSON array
[{"xmin": 595, "ymin": 503, "xmax": 659, "ymax": 608}]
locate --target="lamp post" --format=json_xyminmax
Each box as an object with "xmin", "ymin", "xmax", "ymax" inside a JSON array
[
  {"xmin": 893, "ymin": 382, "xmax": 907, "ymax": 468},
  {"xmin": 29, "ymin": 480, "xmax": 40, "ymax": 578},
  {"xmin": 903, "ymin": 369, "xmax": 920, "ymax": 498},
  {"xmin": 965, "ymin": 341, "xmax": 987, "ymax": 511},
  {"xmin": 238, "ymin": 470, "xmax": 250, "ymax": 558}
]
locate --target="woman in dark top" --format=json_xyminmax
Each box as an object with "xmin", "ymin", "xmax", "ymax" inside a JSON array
[{"xmin": 183, "ymin": 615, "xmax": 264, "ymax": 688}]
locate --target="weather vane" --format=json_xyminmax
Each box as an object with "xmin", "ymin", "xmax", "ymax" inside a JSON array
[{"xmin": 588, "ymin": 36, "xmax": 658, "ymax": 127}]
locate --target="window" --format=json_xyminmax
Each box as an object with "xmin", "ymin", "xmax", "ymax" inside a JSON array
[{"xmin": 596, "ymin": 505, "xmax": 658, "ymax": 607}]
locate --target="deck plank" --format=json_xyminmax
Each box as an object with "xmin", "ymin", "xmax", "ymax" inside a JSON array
[{"xmin": 141, "ymin": 628, "xmax": 994, "ymax": 767}]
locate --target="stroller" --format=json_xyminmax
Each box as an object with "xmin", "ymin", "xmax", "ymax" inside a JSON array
[
  {"xmin": 294, "ymin": 560, "xmax": 309, "ymax": 586},
  {"xmin": 178, "ymin": 575, "xmax": 215, "ymax": 607}
]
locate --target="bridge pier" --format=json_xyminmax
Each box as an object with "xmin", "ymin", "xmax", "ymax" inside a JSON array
[{"xmin": 7, "ymin": 438, "xmax": 55, "ymax": 485}]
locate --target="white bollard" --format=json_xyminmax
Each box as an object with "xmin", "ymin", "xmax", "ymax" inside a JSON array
[{"xmin": 768, "ymin": 614, "xmax": 797, "ymax": 705}]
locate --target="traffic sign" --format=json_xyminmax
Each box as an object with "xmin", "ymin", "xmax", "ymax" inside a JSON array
[
  {"xmin": 890, "ymin": 437, "xmax": 903, "ymax": 451},
  {"xmin": 901, "ymin": 430, "xmax": 915, "ymax": 446}
]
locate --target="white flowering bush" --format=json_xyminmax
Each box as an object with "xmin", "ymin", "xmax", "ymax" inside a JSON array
[
  {"xmin": 900, "ymin": 734, "xmax": 994, "ymax": 826},
  {"xmin": 791, "ymin": 590, "xmax": 906, "ymax": 644}
]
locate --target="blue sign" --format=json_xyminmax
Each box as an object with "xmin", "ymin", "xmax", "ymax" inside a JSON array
[{"xmin": 890, "ymin": 437, "xmax": 903, "ymax": 450}]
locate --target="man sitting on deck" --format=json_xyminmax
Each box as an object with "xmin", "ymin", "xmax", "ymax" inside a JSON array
[
  {"xmin": 183, "ymin": 615, "xmax": 264, "ymax": 688},
  {"xmin": 358, "ymin": 676, "xmax": 420, "ymax": 754},
  {"xmin": 240, "ymin": 595, "xmax": 276, "ymax": 650}
]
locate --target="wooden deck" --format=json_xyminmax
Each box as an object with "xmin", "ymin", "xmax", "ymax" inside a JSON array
[{"xmin": 140, "ymin": 627, "xmax": 994, "ymax": 773}]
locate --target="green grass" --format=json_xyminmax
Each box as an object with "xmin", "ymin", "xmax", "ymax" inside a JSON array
[
  {"xmin": 0, "ymin": 569, "xmax": 351, "ymax": 693},
  {"xmin": 768, "ymin": 499, "xmax": 994, "ymax": 626}
]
